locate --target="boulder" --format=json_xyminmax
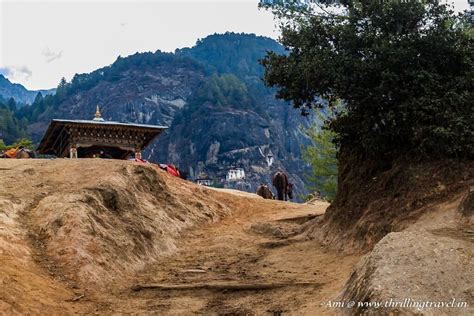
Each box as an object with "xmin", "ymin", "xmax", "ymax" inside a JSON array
[{"xmin": 340, "ymin": 230, "xmax": 473, "ymax": 315}]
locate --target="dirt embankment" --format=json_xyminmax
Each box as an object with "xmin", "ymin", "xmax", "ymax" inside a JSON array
[
  {"xmin": 29, "ymin": 163, "xmax": 236, "ymax": 289},
  {"xmin": 307, "ymin": 155, "xmax": 474, "ymax": 253},
  {"xmin": 0, "ymin": 160, "xmax": 236, "ymax": 313}
]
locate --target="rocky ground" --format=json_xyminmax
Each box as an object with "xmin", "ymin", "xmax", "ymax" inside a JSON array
[{"xmin": 0, "ymin": 159, "xmax": 472, "ymax": 315}]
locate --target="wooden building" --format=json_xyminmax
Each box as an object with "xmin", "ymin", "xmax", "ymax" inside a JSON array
[
  {"xmin": 37, "ymin": 107, "xmax": 167, "ymax": 159},
  {"xmin": 195, "ymin": 172, "xmax": 212, "ymax": 186}
]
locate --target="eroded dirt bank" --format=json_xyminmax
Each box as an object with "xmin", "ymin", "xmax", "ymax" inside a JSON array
[{"xmin": 0, "ymin": 159, "xmax": 358, "ymax": 315}]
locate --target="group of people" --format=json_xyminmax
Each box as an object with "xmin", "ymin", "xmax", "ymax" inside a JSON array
[{"xmin": 256, "ymin": 170, "xmax": 294, "ymax": 201}]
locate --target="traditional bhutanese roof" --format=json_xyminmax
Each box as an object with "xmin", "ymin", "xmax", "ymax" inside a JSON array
[
  {"xmin": 37, "ymin": 116, "xmax": 168, "ymax": 157},
  {"xmin": 44, "ymin": 118, "xmax": 167, "ymax": 130}
]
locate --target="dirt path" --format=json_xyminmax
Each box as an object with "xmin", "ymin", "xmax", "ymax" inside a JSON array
[
  {"xmin": 0, "ymin": 160, "xmax": 360, "ymax": 315},
  {"xmin": 92, "ymin": 196, "xmax": 360, "ymax": 315}
]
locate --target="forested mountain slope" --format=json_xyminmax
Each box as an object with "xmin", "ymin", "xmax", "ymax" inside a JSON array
[{"xmin": 10, "ymin": 33, "xmax": 317, "ymax": 195}]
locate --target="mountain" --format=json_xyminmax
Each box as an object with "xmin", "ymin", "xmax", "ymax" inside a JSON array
[
  {"xmin": 177, "ymin": 32, "xmax": 286, "ymax": 81},
  {"xmin": 0, "ymin": 74, "xmax": 55, "ymax": 105},
  {"xmin": 18, "ymin": 33, "xmax": 317, "ymax": 198},
  {"xmin": 24, "ymin": 51, "xmax": 206, "ymax": 140},
  {"xmin": 154, "ymin": 34, "xmax": 315, "ymax": 193}
]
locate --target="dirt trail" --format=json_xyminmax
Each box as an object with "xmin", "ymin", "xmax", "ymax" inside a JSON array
[
  {"xmin": 93, "ymin": 194, "xmax": 359, "ymax": 314},
  {"xmin": 0, "ymin": 160, "xmax": 359, "ymax": 315}
]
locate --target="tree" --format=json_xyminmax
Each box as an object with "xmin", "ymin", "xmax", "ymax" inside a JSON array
[
  {"xmin": 12, "ymin": 138, "xmax": 34, "ymax": 149},
  {"xmin": 0, "ymin": 138, "xmax": 33, "ymax": 150},
  {"xmin": 0, "ymin": 102, "xmax": 27, "ymax": 144},
  {"xmin": 31, "ymin": 92, "xmax": 45, "ymax": 121},
  {"xmin": 302, "ymin": 124, "xmax": 338, "ymax": 200},
  {"xmin": 55, "ymin": 77, "xmax": 68, "ymax": 101},
  {"xmin": 188, "ymin": 74, "xmax": 254, "ymax": 110},
  {"xmin": 261, "ymin": 0, "xmax": 473, "ymax": 160},
  {"xmin": 301, "ymin": 103, "xmax": 341, "ymax": 200}
]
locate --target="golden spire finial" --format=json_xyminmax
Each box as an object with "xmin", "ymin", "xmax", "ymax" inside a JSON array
[
  {"xmin": 93, "ymin": 105, "xmax": 105, "ymax": 121},
  {"xmin": 95, "ymin": 105, "xmax": 101, "ymax": 118}
]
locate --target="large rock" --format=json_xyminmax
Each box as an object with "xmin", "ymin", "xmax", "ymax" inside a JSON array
[{"xmin": 340, "ymin": 230, "xmax": 473, "ymax": 315}]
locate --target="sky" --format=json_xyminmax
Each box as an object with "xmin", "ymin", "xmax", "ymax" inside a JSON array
[{"xmin": 0, "ymin": 0, "xmax": 470, "ymax": 90}]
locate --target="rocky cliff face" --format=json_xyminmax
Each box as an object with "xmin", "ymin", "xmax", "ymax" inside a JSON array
[
  {"xmin": 58, "ymin": 68, "xmax": 202, "ymax": 127},
  {"xmin": 28, "ymin": 34, "xmax": 317, "ymax": 198},
  {"xmin": 28, "ymin": 56, "xmax": 205, "ymax": 141},
  {"xmin": 152, "ymin": 92, "xmax": 315, "ymax": 197}
]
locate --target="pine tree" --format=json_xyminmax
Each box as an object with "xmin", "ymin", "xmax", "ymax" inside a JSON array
[
  {"xmin": 56, "ymin": 77, "xmax": 68, "ymax": 101},
  {"xmin": 302, "ymin": 124, "xmax": 338, "ymax": 201}
]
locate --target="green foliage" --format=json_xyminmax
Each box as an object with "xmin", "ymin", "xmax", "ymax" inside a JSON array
[
  {"xmin": 55, "ymin": 77, "xmax": 68, "ymax": 101},
  {"xmin": 178, "ymin": 32, "xmax": 285, "ymax": 81},
  {"xmin": 0, "ymin": 138, "xmax": 34, "ymax": 151},
  {"xmin": 11, "ymin": 138, "xmax": 33, "ymax": 149},
  {"xmin": 13, "ymin": 138, "xmax": 34, "ymax": 149},
  {"xmin": 175, "ymin": 74, "xmax": 256, "ymax": 126},
  {"xmin": 261, "ymin": 1, "xmax": 474, "ymax": 159},
  {"xmin": 302, "ymin": 127, "xmax": 338, "ymax": 200},
  {"xmin": 0, "ymin": 100, "xmax": 28, "ymax": 144},
  {"xmin": 178, "ymin": 33, "xmax": 288, "ymax": 104},
  {"xmin": 301, "ymin": 110, "xmax": 338, "ymax": 200},
  {"xmin": 192, "ymin": 74, "xmax": 253, "ymax": 109}
]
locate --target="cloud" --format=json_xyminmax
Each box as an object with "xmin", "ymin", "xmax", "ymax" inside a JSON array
[
  {"xmin": 42, "ymin": 46, "xmax": 63, "ymax": 63},
  {"xmin": 0, "ymin": 66, "xmax": 32, "ymax": 81},
  {"xmin": 0, "ymin": 67, "xmax": 11, "ymax": 77}
]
